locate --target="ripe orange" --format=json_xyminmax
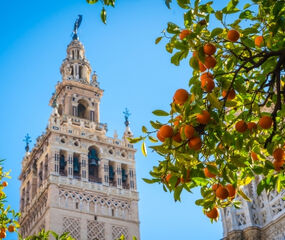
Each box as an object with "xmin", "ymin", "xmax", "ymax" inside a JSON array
[
  {"xmin": 200, "ymin": 72, "xmax": 213, "ymax": 81},
  {"xmin": 206, "ymin": 207, "xmax": 219, "ymax": 219},
  {"xmin": 227, "ymin": 29, "xmax": 240, "ymax": 42},
  {"xmin": 201, "ymin": 77, "xmax": 215, "ymax": 92},
  {"xmin": 157, "ymin": 131, "xmax": 165, "ymax": 142},
  {"xmin": 273, "ymin": 160, "xmax": 284, "ymax": 172},
  {"xmin": 173, "ymin": 89, "xmax": 189, "ymax": 105},
  {"xmin": 0, "ymin": 231, "xmax": 6, "ymax": 239},
  {"xmin": 222, "ymin": 89, "xmax": 236, "ymax": 100},
  {"xmin": 172, "ymin": 132, "xmax": 182, "ymax": 143},
  {"xmin": 273, "ymin": 148, "xmax": 284, "ymax": 161},
  {"xmin": 251, "ymin": 151, "xmax": 258, "ymax": 161},
  {"xmin": 258, "ymin": 116, "xmax": 273, "ymax": 129},
  {"xmin": 226, "ymin": 184, "xmax": 236, "ymax": 198},
  {"xmin": 216, "ymin": 186, "xmax": 229, "ymax": 200},
  {"xmin": 179, "ymin": 29, "xmax": 191, "ymax": 40},
  {"xmin": 204, "ymin": 167, "xmax": 216, "ymax": 178},
  {"xmin": 166, "ymin": 173, "xmax": 172, "ymax": 183},
  {"xmin": 174, "ymin": 115, "xmax": 182, "ymax": 126},
  {"xmin": 247, "ymin": 122, "xmax": 257, "ymax": 132},
  {"xmin": 204, "ymin": 56, "xmax": 217, "ymax": 69},
  {"xmin": 218, "ymin": 143, "xmax": 224, "ymax": 150},
  {"xmin": 159, "ymin": 125, "xmax": 174, "ymax": 138},
  {"xmin": 199, "ymin": 61, "xmax": 207, "ymax": 72},
  {"xmin": 203, "ymin": 43, "xmax": 216, "ymax": 55},
  {"xmin": 188, "ymin": 136, "xmax": 202, "ymax": 151},
  {"xmin": 235, "ymin": 120, "xmax": 248, "ymax": 133},
  {"xmin": 197, "ymin": 110, "xmax": 211, "ymax": 125},
  {"xmin": 180, "ymin": 125, "xmax": 195, "ymax": 139},
  {"xmin": 212, "ymin": 183, "xmax": 220, "ymax": 191},
  {"xmin": 2, "ymin": 181, "xmax": 8, "ymax": 187},
  {"xmin": 8, "ymin": 225, "xmax": 15, "ymax": 233},
  {"xmin": 255, "ymin": 36, "xmax": 264, "ymax": 47}
]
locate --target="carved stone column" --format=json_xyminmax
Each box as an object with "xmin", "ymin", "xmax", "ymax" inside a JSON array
[{"xmin": 67, "ymin": 152, "xmax": 73, "ymax": 178}]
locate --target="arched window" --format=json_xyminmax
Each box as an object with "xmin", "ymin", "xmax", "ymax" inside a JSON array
[
  {"xmin": 88, "ymin": 147, "xmax": 100, "ymax": 182},
  {"xmin": 77, "ymin": 99, "xmax": 89, "ymax": 119},
  {"xmin": 59, "ymin": 150, "xmax": 67, "ymax": 176},
  {"xmin": 73, "ymin": 153, "xmax": 80, "ymax": 178},
  {"xmin": 58, "ymin": 104, "xmax": 63, "ymax": 116}
]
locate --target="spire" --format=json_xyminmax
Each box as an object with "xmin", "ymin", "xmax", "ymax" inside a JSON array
[
  {"xmin": 23, "ymin": 134, "xmax": 32, "ymax": 153},
  {"xmin": 123, "ymin": 108, "xmax": 133, "ymax": 140},
  {"xmin": 60, "ymin": 15, "xmax": 95, "ymax": 86}
]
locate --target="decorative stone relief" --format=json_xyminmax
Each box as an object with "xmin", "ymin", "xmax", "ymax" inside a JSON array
[{"xmin": 62, "ymin": 217, "xmax": 81, "ymax": 240}]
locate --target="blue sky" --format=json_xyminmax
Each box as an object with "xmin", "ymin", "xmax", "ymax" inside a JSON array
[{"xmin": 0, "ymin": 0, "xmax": 241, "ymax": 239}]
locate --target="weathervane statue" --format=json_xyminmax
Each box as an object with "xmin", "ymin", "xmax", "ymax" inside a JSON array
[
  {"xmin": 72, "ymin": 15, "xmax": 83, "ymax": 40},
  {"xmin": 23, "ymin": 134, "xmax": 32, "ymax": 153},
  {"xmin": 123, "ymin": 108, "xmax": 131, "ymax": 127}
]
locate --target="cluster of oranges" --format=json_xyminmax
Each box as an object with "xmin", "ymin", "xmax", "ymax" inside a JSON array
[
  {"xmin": 0, "ymin": 225, "xmax": 16, "ymax": 238},
  {"xmin": 235, "ymin": 115, "xmax": 273, "ymax": 133},
  {"xmin": 156, "ymin": 88, "xmax": 213, "ymax": 152}
]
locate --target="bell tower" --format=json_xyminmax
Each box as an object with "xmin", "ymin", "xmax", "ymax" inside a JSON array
[{"xmin": 19, "ymin": 16, "xmax": 140, "ymax": 240}]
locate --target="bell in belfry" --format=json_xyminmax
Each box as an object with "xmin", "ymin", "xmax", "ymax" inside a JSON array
[
  {"xmin": 88, "ymin": 148, "xmax": 99, "ymax": 166},
  {"xmin": 60, "ymin": 155, "xmax": 66, "ymax": 170},
  {"xmin": 73, "ymin": 157, "xmax": 80, "ymax": 173}
]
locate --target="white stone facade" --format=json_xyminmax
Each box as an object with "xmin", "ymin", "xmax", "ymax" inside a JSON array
[
  {"xmin": 19, "ymin": 38, "xmax": 140, "ymax": 240},
  {"xmin": 221, "ymin": 176, "xmax": 285, "ymax": 240}
]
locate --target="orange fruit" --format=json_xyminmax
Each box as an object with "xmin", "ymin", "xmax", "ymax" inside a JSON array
[
  {"xmin": 172, "ymin": 132, "xmax": 182, "ymax": 143},
  {"xmin": 197, "ymin": 110, "xmax": 211, "ymax": 125},
  {"xmin": 200, "ymin": 72, "xmax": 213, "ymax": 81},
  {"xmin": 227, "ymin": 29, "xmax": 240, "ymax": 42},
  {"xmin": 173, "ymin": 89, "xmax": 189, "ymax": 105},
  {"xmin": 212, "ymin": 183, "xmax": 220, "ymax": 191},
  {"xmin": 247, "ymin": 122, "xmax": 257, "ymax": 132},
  {"xmin": 166, "ymin": 173, "xmax": 172, "ymax": 183},
  {"xmin": 218, "ymin": 143, "xmax": 224, "ymax": 150},
  {"xmin": 157, "ymin": 131, "xmax": 165, "ymax": 142},
  {"xmin": 203, "ymin": 43, "xmax": 216, "ymax": 55},
  {"xmin": 235, "ymin": 120, "xmax": 248, "ymax": 133},
  {"xmin": 222, "ymin": 89, "xmax": 236, "ymax": 100},
  {"xmin": 199, "ymin": 19, "xmax": 207, "ymax": 26},
  {"xmin": 188, "ymin": 136, "xmax": 202, "ymax": 151},
  {"xmin": 180, "ymin": 125, "xmax": 195, "ymax": 139},
  {"xmin": 255, "ymin": 36, "xmax": 264, "ymax": 47},
  {"xmin": 251, "ymin": 151, "xmax": 258, "ymax": 161},
  {"xmin": 204, "ymin": 167, "xmax": 216, "ymax": 178},
  {"xmin": 2, "ymin": 181, "xmax": 8, "ymax": 187},
  {"xmin": 159, "ymin": 125, "xmax": 174, "ymax": 138},
  {"xmin": 204, "ymin": 56, "xmax": 217, "ymax": 69},
  {"xmin": 273, "ymin": 148, "xmax": 284, "ymax": 161},
  {"xmin": 174, "ymin": 115, "xmax": 182, "ymax": 126},
  {"xmin": 206, "ymin": 207, "xmax": 219, "ymax": 219},
  {"xmin": 201, "ymin": 77, "xmax": 215, "ymax": 92},
  {"xmin": 258, "ymin": 116, "xmax": 273, "ymax": 129},
  {"xmin": 8, "ymin": 225, "xmax": 15, "ymax": 233},
  {"xmin": 179, "ymin": 29, "xmax": 191, "ymax": 40},
  {"xmin": 226, "ymin": 184, "xmax": 236, "ymax": 198},
  {"xmin": 273, "ymin": 160, "xmax": 284, "ymax": 172},
  {"xmin": 199, "ymin": 61, "xmax": 207, "ymax": 72},
  {"xmin": 216, "ymin": 186, "xmax": 229, "ymax": 200},
  {"xmin": 0, "ymin": 231, "xmax": 6, "ymax": 239}
]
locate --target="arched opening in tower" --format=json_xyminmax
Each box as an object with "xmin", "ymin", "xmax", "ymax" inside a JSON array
[
  {"xmin": 88, "ymin": 147, "xmax": 100, "ymax": 183},
  {"xmin": 77, "ymin": 99, "xmax": 89, "ymax": 119},
  {"xmin": 59, "ymin": 150, "xmax": 67, "ymax": 176}
]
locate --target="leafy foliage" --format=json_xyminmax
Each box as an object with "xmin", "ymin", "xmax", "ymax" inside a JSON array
[{"xmin": 87, "ymin": 0, "xmax": 285, "ymax": 220}]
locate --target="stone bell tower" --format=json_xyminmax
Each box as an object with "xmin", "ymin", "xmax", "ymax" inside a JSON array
[{"xmin": 19, "ymin": 16, "xmax": 140, "ymax": 240}]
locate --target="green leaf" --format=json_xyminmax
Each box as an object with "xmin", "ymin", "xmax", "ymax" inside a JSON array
[
  {"xmin": 152, "ymin": 110, "xmax": 169, "ymax": 116},
  {"xmin": 86, "ymin": 0, "xmax": 98, "ymax": 4},
  {"xmin": 150, "ymin": 120, "xmax": 162, "ymax": 129},
  {"xmin": 101, "ymin": 7, "xmax": 107, "ymax": 24},
  {"xmin": 174, "ymin": 185, "xmax": 183, "ymax": 201},
  {"xmin": 128, "ymin": 137, "xmax": 143, "ymax": 144},
  {"xmin": 171, "ymin": 50, "xmax": 188, "ymax": 66},
  {"xmin": 167, "ymin": 22, "xmax": 180, "ymax": 34},
  {"xmin": 192, "ymin": 177, "xmax": 208, "ymax": 186},
  {"xmin": 207, "ymin": 165, "xmax": 219, "ymax": 175},
  {"xmin": 238, "ymin": 189, "xmax": 251, "ymax": 201},
  {"xmin": 155, "ymin": 36, "xmax": 163, "ymax": 44},
  {"xmin": 243, "ymin": 3, "xmax": 251, "ymax": 9},
  {"xmin": 141, "ymin": 142, "xmax": 147, "ymax": 157},
  {"xmin": 273, "ymin": 2, "xmax": 284, "ymax": 16},
  {"xmin": 142, "ymin": 126, "xmax": 147, "ymax": 133},
  {"xmin": 148, "ymin": 136, "xmax": 158, "ymax": 143},
  {"xmin": 165, "ymin": 0, "xmax": 172, "ymax": 9},
  {"xmin": 257, "ymin": 180, "xmax": 265, "ymax": 195},
  {"xmin": 189, "ymin": 57, "xmax": 199, "ymax": 70},
  {"xmin": 276, "ymin": 176, "xmax": 281, "ymax": 193},
  {"xmin": 177, "ymin": 0, "xmax": 190, "ymax": 9},
  {"xmin": 142, "ymin": 178, "xmax": 160, "ymax": 184},
  {"xmin": 215, "ymin": 11, "xmax": 223, "ymax": 21},
  {"xmin": 210, "ymin": 28, "xmax": 223, "ymax": 38},
  {"xmin": 207, "ymin": 93, "xmax": 222, "ymax": 110}
]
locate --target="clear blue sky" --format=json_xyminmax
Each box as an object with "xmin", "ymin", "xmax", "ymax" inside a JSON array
[{"xmin": 0, "ymin": 0, "xmax": 242, "ymax": 239}]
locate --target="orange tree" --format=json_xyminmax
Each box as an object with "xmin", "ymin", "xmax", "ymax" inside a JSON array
[{"xmin": 87, "ymin": 0, "xmax": 285, "ymax": 220}]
